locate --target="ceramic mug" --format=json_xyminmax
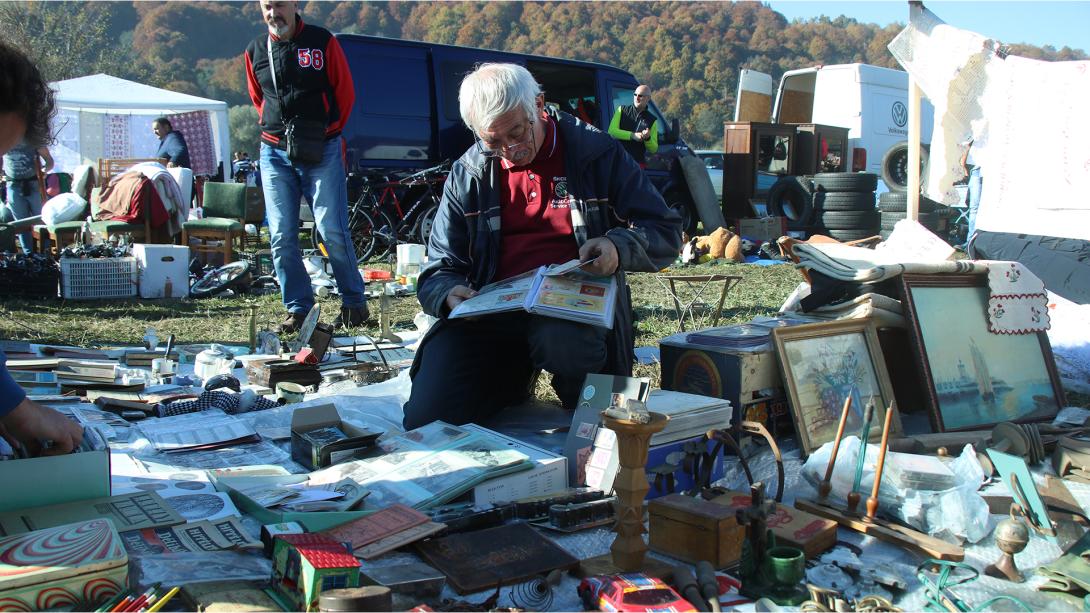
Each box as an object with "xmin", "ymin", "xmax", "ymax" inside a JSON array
[{"xmin": 276, "ymin": 381, "xmax": 307, "ymax": 404}]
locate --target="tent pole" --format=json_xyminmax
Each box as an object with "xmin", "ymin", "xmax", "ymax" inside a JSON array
[{"xmin": 907, "ymin": 77, "xmax": 922, "ymax": 221}]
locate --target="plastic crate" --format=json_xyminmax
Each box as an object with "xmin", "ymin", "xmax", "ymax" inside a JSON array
[
  {"xmin": 0, "ymin": 253, "xmax": 59, "ymax": 299},
  {"xmin": 60, "ymin": 257, "xmax": 138, "ymax": 300},
  {"xmin": 241, "ymin": 249, "xmax": 273, "ymax": 277}
]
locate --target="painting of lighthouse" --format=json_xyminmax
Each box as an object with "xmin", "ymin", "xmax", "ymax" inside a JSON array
[{"xmin": 900, "ymin": 274, "xmax": 1064, "ymax": 432}]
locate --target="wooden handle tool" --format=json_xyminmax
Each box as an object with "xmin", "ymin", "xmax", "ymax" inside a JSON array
[
  {"xmin": 819, "ymin": 393, "xmax": 854, "ymax": 499},
  {"xmin": 865, "ymin": 400, "xmax": 897, "ymax": 521}
]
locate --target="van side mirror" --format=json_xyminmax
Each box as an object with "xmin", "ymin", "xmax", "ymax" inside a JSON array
[{"xmin": 664, "ymin": 118, "xmax": 680, "ymax": 144}]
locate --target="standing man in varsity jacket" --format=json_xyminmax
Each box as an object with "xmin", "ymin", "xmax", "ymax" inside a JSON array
[
  {"xmin": 608, "ymin": 84, "xmax": 658, "ymax": 167},
  {"xmin": 244, "ymin": 0, "xmax": 369, "ymax": 333}
]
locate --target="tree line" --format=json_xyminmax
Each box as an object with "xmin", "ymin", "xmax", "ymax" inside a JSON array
[{"xmin": 1, "ymin": 1, "xmax": 1084, "ymax": 153}]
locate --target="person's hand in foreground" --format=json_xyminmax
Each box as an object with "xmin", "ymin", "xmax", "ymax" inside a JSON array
[
  {"xmin": 579, "ymin": 237, "xmax": 619, "ymax": 276},
  {"xmin": 0, "ymin": 398, "xmax": 83, "ymax": 456},
  {"xmin": 445, "ymin": 284, "xmax": 479, "ymax": 312}
]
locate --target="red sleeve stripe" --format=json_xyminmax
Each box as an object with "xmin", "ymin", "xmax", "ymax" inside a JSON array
[
  {"xmin": 324, "ymin": 36, "xmax": 355, "ymax": 134},
  {"xmin": 244, "ymin": 49, "xmax": 264, "ymax": 122}
]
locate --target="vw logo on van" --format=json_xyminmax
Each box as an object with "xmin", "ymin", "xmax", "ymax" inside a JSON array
[{"xmin": 892, "ymin": 101, "xmax": 908, "ymax": 127}]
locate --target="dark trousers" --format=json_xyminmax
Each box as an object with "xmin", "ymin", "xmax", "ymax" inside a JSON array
[{"xmin": 402, "ymin": 312, "xmax": 608, "ymax": 430}]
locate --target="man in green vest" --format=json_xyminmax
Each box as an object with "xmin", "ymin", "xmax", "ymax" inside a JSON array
[{"xmin": 608, "ymin": 84, "xmax": 658, "ymax": 167}]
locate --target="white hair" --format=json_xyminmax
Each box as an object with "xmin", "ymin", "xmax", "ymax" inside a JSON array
[{"xmin": 458, "ymin": 63, "xmax": 541, "ymax": 135}]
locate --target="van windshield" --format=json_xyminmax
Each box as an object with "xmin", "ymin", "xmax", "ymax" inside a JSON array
[{"xmin": 609, "ymin": 87, "xmax": 667, "ymax": 138}]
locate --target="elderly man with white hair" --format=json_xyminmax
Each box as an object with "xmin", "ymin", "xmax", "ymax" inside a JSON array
[{"xmin": 403, "ymin": 63, "xmax": 681, "ymax": 430}]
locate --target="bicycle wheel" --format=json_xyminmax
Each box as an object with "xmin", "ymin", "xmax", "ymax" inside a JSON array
[
  {"xmin": 190, "ymin": 261, "xmax": 252, "ymax": 299},
  {"xmin": 414, "ymin": 197, "xmax": 439, "ymax": 245},
  {"xmin": 312, "ymin": 192, "xmax": 389, "ymax": 263}
]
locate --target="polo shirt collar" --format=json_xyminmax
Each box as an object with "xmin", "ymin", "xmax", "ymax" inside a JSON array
[{"xmin": 500, "ymin": 112, "xmax": 557, "ymax": 170}]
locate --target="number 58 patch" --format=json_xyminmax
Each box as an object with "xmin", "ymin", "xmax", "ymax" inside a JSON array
[{"xmin": 297, "ymin": 48, "xmax": 325, "ymax": 70}]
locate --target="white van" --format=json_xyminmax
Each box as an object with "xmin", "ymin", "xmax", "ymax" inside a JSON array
[{"xmin": 737, "ymin": 64, "xmax": 935, "ymax": 188}]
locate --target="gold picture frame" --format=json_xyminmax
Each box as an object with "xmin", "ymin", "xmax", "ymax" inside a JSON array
[{"xmin": 771, "ymin": 319, "xmax": 900, "ymax": 458}]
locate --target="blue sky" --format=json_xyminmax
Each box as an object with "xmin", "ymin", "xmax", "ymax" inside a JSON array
[{"xmin": 767, "ymin": 1, "xmax": 1090, "ymax": 52}]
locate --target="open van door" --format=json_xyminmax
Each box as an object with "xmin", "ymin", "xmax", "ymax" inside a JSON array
[{"xmin": 734, "ymin": 69, "xmax": 775, "ymax": 122}]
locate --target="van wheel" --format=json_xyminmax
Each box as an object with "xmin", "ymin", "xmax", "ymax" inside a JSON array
[
  {"xmin": 878, "ymin": 192, "xmax": 941, "ymax": 213},
  {"xmin": 881, "ymin": 141, "xmax": 929, "ymax": 192},
  {"xmin": 815, "ymin": 192, "xmax": 876, "ymax": 212},
  {"xmin": 812, "ymin": 172, "xmax": 878, "ymax": 193},
  {"xmin": 767, "ymin": 176, "xmax": 814, "ymax": 225},
  {"xmin": 665, "ymin": 189, "xmax": 699, "ymax": 236}
]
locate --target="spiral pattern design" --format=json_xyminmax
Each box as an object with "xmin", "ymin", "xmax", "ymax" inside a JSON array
[{"xmin": 0, "ymin": 520, "xmax": 121, "ymax": 574}]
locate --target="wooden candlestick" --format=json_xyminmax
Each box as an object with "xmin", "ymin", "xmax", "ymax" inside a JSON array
[
  {"xmin": 865, "ymin": 401, "xmax": 896, "ymax": 521},
  {"xmin": 601, "ymin": 411, "xmax": 669, "ymax": 571},
  {"xmin": 819, "ymin": 394, "xmax": 854, "ymax": 499}
]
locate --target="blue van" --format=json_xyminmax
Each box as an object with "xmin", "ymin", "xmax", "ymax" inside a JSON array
[{"xmin": 336, "ymin": 34, "xmax": 709, "ymax": 233}]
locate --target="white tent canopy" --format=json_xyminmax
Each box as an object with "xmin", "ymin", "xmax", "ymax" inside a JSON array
[{"xmin": 49, "ymin": 74, "xmax": 231, "ymax": 177}]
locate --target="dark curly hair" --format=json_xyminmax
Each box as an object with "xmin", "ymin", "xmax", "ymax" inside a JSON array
[{"xmin": 0, "ymin": 41, "xmax": 55, "ymax": 148}]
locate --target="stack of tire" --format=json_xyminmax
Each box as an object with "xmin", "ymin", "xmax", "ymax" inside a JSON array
[
  {"xmin": 808, "ymin": 172, "xmax": 880, "ymax": 242},
  {"xmin": 877, "ymin": 192, "xmax": 942, "ymax": 240}
]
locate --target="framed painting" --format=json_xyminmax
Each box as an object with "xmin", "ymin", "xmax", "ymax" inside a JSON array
[
  {"xmin": 899, "ymin": 273, "xmax": 1065, "ymax": 432},
  {"xmin": 771, "ymin": 319, "xmax": 900, "ymax": 458}
]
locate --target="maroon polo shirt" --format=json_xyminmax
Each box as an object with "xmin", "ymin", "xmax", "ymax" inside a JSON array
[{"xmin": 495, "ymin": 113, "xmax": 579, "ymax": 280}]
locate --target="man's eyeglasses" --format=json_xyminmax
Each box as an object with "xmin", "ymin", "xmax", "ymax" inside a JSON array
[{"xmin": 476, "ymin": 119, "xmax": 535, "ymax": 159}]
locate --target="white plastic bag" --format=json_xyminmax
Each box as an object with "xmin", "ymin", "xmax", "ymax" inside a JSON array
[{"xmin": 40, "ymin": 192, "xmax": 87, "ymax": 226}]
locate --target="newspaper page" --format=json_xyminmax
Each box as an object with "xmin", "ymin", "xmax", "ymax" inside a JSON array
[
  {"xmin": 138, "ymin": 410, "xmax": 259, "ymax": 452},
  {"xmin": 119, "ymin": 517, "xmax": 260, "ymax": 555},
  {"xmin": 306, "ymin": 421, "xmax": 531, "ymax": 510}
]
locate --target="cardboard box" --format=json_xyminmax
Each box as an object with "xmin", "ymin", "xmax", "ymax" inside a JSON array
[
  {"xmin": 659, "ymin": 331, "xmax": 790, "ymax": 434},
  {"xmin": 735, "ymin": 216, "xmax": 787, "ymax": 242},
  {"xmin": 133, "ymin": 244, "xmax": 190, "ymax": 298},
  {"xmin": 648, "ymin": 493, "xmax": 745, "ymax": 567},
  {"xmin": 0, "ymin": 427, "xmax": 110, "ymax": 513},
  {"xmin": 0, "ymin": 519, "xmax": 128, "ymax": 609},
  {"xmin": 463, "ymin": 424, "xmax": 567, "ymax": 505},
  {"xmin": 290, "ymin": 403, "xmax": 382, "ymax": 471},
  {"xmin": 584, "ymin": 430, "xmax": 725, "ymax": 500}
]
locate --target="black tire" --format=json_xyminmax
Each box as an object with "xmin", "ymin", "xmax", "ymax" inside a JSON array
[
  {"xmin": 664, "ymin": 188, "xmax": 699, "ymax": 236},
  {"xmin": 815, "ymin": 191, "xmax": 876, "ymax": 212},
  {"xmin": 767, "ymin": 176, "xmax": 814, "ymax": 225},
  {"xmin": 812, "ymin": 172, "xmax": 878, "ymax": 193},
  {"xmin": 311, "ymin": 193, "xmax": 390, "ymax": 263},
  {"xmin": 880, "ymin": 211, "xmax": 939, "ymax": 230},
  {"xmin": 820, "ymin": 228, "xmax": 880, "ymax": 242},
  {"xmin": 190, "ymin": 261, "xmax": 252, "ymax": 299},
  {"xmin": 816, "ymin": 210, "xmax": 880, "ymax": 230},
  {"xmin": 878, "ymin": 192, "xmax": 941, "ymax": 213},
  {"xmin": 881, "ymin": 141, "xmax": 929, "ymax": 193}
]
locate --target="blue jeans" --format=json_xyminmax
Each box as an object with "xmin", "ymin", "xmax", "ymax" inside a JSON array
[
  {"xmin": 966, "ymin": 166, "xmax": 982, "ymax": 241},
  {"xmin": 260, "ymin": 139, "xmax": 366, "ymax": 314},
  {"xmin": 3, "ymin": 179, "xmax": 42, "ymax": 253}
]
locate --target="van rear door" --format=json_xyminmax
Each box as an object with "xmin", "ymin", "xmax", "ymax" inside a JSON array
[{"xmin": 735, "ymin": 69, "xmax": 775, "ymax": 122}]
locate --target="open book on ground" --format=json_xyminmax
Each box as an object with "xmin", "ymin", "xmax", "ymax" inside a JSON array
[{"xmin": 449, "ymin": 259, "xmax": 617, "ymax": 328}]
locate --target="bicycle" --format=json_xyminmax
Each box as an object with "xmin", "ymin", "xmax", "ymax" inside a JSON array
[{"xmin": 311, "ymin": 160, "xmax": 449, "ymax": 263}]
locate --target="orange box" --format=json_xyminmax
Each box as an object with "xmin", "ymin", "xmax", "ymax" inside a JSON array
[{"xmin": 363, "ymin": 269, "xmax": 392, "ymax": 281}]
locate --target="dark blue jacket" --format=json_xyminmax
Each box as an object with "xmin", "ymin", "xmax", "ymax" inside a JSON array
[
  {"xmin": 0, "ymin": 351, "xmax": 26, "ymax": 417},
  {"xmin": 415, "ymin": 109, "xmax": 681, "ymax": 374},
  {"xmin": 156, "ymin": 131, "xmax": 190, "ymax": 169}
]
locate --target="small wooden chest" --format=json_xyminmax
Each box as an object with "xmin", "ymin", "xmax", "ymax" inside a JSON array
[
  {"xmin": 647, "ymin": 494, "xmax": 745, "ymax": 567},
  {"xmin": 0, "ymin": 519, "xmax": 128, "ymax": 610},
  {"xmin": 709, "ymin": 491, "xmax": 838, "ymax": 559}
]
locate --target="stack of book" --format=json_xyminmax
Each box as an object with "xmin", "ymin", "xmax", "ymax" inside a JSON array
[
  {"xmin": 685, "ymin": 314, "xmax": 818, "ymax": 351},
  {"xmin": 55, "ymin": 359, "xmax": 118, "ymax": 385},
  {"xmin": 646, "ymin": 389, "xmax": 733, "ymax": 446}
]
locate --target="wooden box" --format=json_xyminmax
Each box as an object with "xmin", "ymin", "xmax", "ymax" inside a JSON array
[
  {"xmin": 708, "ymin": 491, "xmax": 838, "ymax": 559},
  {"xmin": 0, "ymin": 519, "xmax": 128, "ymax": 610},
  {"xmin": 647, "ymin": 494, "xmax": 745, "ymax": 568}
]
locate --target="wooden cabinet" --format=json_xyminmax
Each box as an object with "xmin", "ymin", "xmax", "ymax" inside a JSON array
[
  {"xmin": 722, "ymin": 122, "xmax": 796, "ymax": 219},
  {"xmin": 791, "ymin": 123, "xmax": 850, "ymax": 175}
]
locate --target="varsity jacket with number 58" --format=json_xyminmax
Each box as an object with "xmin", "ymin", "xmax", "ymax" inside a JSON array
[{"xmin": 243, "ymin": 15, "xmax": 355, "ymax": 148}]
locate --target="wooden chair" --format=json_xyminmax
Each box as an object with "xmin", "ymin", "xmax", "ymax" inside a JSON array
[
  {"xmin": 182, "ymin": 182, "xmax": 246, "ymax": 265},
  {"xmin": 97, "ymin": 158, "xmax": 158, "ymax": 186}
]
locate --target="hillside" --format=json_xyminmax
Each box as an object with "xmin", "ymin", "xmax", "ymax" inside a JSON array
[{"xmin": 1, "ymin": 1, "xmax": 1085, "ymax": 151}]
